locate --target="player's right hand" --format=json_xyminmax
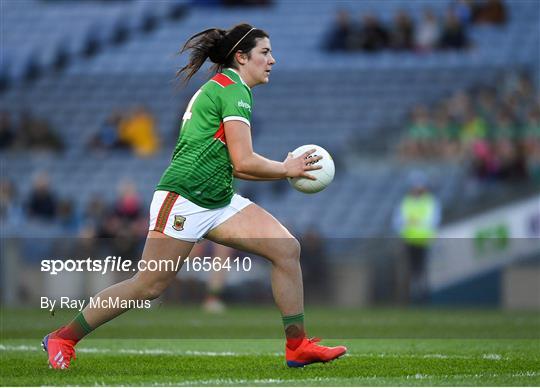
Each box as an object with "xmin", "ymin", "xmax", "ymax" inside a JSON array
[{"xmin": 283, "ymin": 149, "xmax": 322, "ymax": 180}]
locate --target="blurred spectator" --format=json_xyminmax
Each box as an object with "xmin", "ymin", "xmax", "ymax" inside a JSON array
[
  {"xmin": 393, "ymin": 172, "xmax": 441, "ymax": 304},
  {"xmin": 491, "ymin": 110, "xmax": 515, "ymax": 141},
  {"xmin": 114, "ymin": 180, "xmax": 142, "ymax": 221},
  {"xmin": 439, "ymin": 8, "xmax": 469, "ymax": 50},
  {"xmin": 390, "ymin": 10, "xmax": 414, "ymax": 50},
  {"xmin": 433, "ymin": 105, "xmax": 461, "ymax": 158},
  {"xmin": 473, "ymin": 0, "xmax": 507, "ymax": 25},
  {"xmin": 96, "ymin": 184, "xmax": 139, "ymax": 240},
  {"xmin": 110, "ymin": 180, "xmax": 146, "ymax": 261},
  {"xmin": 27, "ymin": 172, "xmax": 58, "ymax": 220},
  {"xmin": 522, "ymin": 109, "xmax": 540, "ymax": 181},
  {"xmin": 97, "ymin": 208, "xmax": 122, "ymax": 240},
  {"xmin": 414, "ymin": 8, "xmax": 441, "ymax": 52},
  {"xmin": 0, "ymin": 179, "xmax": 23, "ymax": 227},
  {"xmin": 489, "ymin": 109, "xmax": 526, "ymax": 181},
  {"xmin": 399, "ymin": 105, "xmax": 437, "ymax": 158},
  {"xmin": 0, "ymin": 111, "xmax": 15, "ymax": 150},
  {"xmin": 355, "ymin": 13, "xmax": 389, "ymax": 52},
  {"xmin": 500, "ymin": 72, "xmax": 535, "ymax": 120},
  {"xmin": 323, "ymin": 9, "xmax": 354, "ymax": 52},
  {"xmin": 83, "ymin": 194, "xmax": 108, "ymax": 232},
  {"xmin": 57, "ymin": 198, "xmax": 81, "ymax": 232},
  {"xmin": 470, "ymin": 139, "xmax": 499, "ymax": 179},
  {"xmin": 119, "ymin": 106, "xmax": 159, "ymax": 157},
  {"xmin": 16, "ymin": 110, "xmax": 64, "ymax": 153},
  {"xmin": 89, "ymin": 110, "xmax": 126, "ymax": 151},
  {"xmin": 492, "ymin": 137, "xmax": 526, "ymax": 181},
  {"xmin": 460, "ymin": 106, "xmax": 487, "ymax": 145}
]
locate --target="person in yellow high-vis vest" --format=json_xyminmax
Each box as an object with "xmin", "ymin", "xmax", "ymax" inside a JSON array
[{"xmin": 393, "ymin": 171, "xmax": 441, "ymax": 304}]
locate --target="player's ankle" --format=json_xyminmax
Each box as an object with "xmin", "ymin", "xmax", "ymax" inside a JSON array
[{"xmin": 286, "ymin": 336, "xmax": 305, "ymax": 351}]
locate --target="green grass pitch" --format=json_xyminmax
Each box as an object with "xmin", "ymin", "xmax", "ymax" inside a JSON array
[{"xmin": 1, "ymin": 306, "xmax": 539, "ymax": 386}]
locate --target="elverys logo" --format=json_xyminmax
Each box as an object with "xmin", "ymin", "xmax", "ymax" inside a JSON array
[{"xmin": 238, "ymin": 100, "xmax": 251, "ymax": 112}]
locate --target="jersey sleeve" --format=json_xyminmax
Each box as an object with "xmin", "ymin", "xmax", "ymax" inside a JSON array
[{"xmin": 218, "ymin": 84, "xmax": 252, "ymax": 127}]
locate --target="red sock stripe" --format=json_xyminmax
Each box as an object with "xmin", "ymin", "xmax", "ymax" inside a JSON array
[{"xmin": 154, "ymin": 192, "xmax": 179, "ymax": 233}]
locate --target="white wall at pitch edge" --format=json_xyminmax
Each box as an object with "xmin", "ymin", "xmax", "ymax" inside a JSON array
[{"xmin": 428, "ymin": 195, "xmax": 540, "ymax": 292}]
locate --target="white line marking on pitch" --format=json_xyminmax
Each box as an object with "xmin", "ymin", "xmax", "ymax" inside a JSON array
[
  {"xmin": 0, "ymin": 344, "xmax": 278, "ymax": 356},
  {"xmin": 0, "ymin": 344, "xmax": 513, "ymax": 361},
  {"xmin": 482, "ymin": 353, "xmax": 502, "ymax": 360}
]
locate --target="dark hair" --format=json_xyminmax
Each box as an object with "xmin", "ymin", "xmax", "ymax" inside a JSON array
[{"xmin": 177, "ymin": 23, "xmax": 269, "ymax": 83}]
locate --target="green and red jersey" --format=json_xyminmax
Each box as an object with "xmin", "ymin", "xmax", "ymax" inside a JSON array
[{"xmin": 157, "ymin": 68, "xmax": 253, "ymax": 209}]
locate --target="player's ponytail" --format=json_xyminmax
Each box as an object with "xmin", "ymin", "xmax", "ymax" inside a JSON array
[{"xmin": 177, "ymin": 23, "xmax": 269, "ymax": 83}]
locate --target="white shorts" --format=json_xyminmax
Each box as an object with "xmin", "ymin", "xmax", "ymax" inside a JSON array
[{"xmin": 148, "ymin": 191, "xmax": 252, "ymax": 242}]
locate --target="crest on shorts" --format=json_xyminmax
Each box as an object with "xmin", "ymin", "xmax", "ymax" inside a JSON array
[{"xmin": 172, "ymin": 215, "xmax": 186, "ymax": 231}]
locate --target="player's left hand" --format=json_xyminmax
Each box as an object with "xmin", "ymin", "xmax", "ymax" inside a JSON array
[{"xmin": 283, "ymin": 150, "xmax": 322, "ymax": 180}]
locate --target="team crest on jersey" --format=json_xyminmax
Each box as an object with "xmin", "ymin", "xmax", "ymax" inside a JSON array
[{"xmin": 172, "ymin": 215, "xmax": 186, "ymax": 231}]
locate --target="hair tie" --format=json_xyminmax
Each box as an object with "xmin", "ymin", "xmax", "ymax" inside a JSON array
[{"xmin": 225, "ymin": 28, "xmax": 257, "ymax": 59}]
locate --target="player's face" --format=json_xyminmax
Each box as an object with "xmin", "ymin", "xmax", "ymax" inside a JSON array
[{"xmin": 244, "ymin": 37, "xmax": 275, "ymax": 87}]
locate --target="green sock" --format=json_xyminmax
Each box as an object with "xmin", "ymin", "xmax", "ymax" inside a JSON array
[
  {"xmin": 282, "ymin": 313, "xmax": 305, "ymax": 350},
  {"xmin": 55, "ymin": 312, "xmax": 93, "ymax": 343}
]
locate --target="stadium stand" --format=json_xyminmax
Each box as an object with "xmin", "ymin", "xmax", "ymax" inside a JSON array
[
  {"xmin": 1, "ymin": 0, "xmax": 539, "ymax": 247},
  {"xmin": 1, "ymin": 0, "xmax": 187, "ymax": 84}
]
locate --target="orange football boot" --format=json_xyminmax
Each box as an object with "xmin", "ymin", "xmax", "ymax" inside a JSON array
[
  {"xmin": 42, "ymin": 332, "xmax": 76, "ymax": 369},
  {"xmin": 286, "ymin": 337, "xmax": 347, "ymax": 367}
]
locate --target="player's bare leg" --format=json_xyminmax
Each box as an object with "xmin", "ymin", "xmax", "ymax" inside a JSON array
[
  {"xmin": 206, "ymin": 204, "xmax": 303, "ymax": 316},
  {"xmin": 206, "ymin": 203, "xmax": 346, "ymax": 367},
  {"xmin": 82, "ymin": 231, "xmax": 194, "ymax": 327},
  {"xmin": 43, "ymin": 231, "xmax": 193, "ymax": 368}
]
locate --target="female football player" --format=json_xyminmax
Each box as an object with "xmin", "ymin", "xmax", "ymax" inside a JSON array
[{"xmin": 43, "ymin": 23, "xmax": 346, "ymax": 369}]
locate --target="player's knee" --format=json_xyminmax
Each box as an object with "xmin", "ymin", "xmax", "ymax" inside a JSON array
[
  {"xmin": 131, "ymin": 275, "xmax": 168, "ymax": 300},
  {"xmin": 143, "ymin": 281, "xmax": 168, "ymax": 300},
  {"xmin": 290, "ymin": 238, "xmax": 301, "ymax": 261},
  {"xmin": 273, "ymin": 237, "xmax": 301, "ymax": 263}
]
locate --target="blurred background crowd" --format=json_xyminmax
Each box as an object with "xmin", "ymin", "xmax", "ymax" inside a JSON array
[
  {"xmin": 323, "ymin": 0, "xmax": 506, "ymax": 53},
  {"xmin": 399, "ymin": 71, "xmax": 540, "ymax": 183}
]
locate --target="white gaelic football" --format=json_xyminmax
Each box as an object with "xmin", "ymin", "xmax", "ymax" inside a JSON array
[{"xmin": 288, "ymin": 144, "xmax": 335, "ymax": 194}]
